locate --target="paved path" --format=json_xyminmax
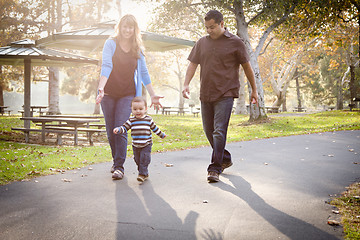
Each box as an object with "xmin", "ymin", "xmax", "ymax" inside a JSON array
[{"xmin": 1, "ymin": 130, "xmax": 359, "ymax": 240}]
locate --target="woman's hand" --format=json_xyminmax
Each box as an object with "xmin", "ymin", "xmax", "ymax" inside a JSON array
[
  {"xmin": 96, "ymin": 88, "xmax": 104, "ymax": 104},
  {"xmin": 150, "ymin": 95, "xmax": 164, "ymax": 110}
]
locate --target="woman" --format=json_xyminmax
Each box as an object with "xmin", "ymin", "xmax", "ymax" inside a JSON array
[{"xmin": 96, "ymin": 14, "xmax": 163, "ymax": 180}]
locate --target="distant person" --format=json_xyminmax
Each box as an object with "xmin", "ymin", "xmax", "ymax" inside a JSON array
[
  {"xmin": 96, "ymin": 14, "xmax": 163, "ymax": 180},
  {"xmin": 183, "ymin": 10, "xmax": 258, "ymax": 183},
  {"xmin": 113, "ymin": 97, "xmax": 166, "ymax": 182}
]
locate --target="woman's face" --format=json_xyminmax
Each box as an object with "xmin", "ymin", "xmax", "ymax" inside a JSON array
[{"xmin": 120, "ymin": 22, "xmax": 135, "ymax": 39}]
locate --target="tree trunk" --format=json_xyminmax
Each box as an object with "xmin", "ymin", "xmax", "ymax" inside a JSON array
[
  {"xmin": 350, "ymin": 65, "xmax": 356, "ymax": 107},
  {"xmin": 0, "ymin": 66, "xmax": 4, "ymax": 111},
  {"xmin": 234, "ymin": 2, "xmax": 267, "ymax": 121},
  {"xmin": 295, "ymin": 68, "xmax": 302, "ymax": 108},
  {"xmin": 337, "ymin": 75, "xmax": 343, "ymax": 110},
  {"xmin": 282, "ymin": 92, "xmax": 287, "ymax": 112},
  {"xmin": 116, "ymin": 0, "xmax": 122, "ymax": 18},
  {"xmin": 248, "ymin": 57, "xmax": 267, "ymax": 120},
  {"xmin": 235, "ymin": 70, "xmax": 247, "ymax": 114},
  {"xmin": 47, "ymin": 0, "xmax": 62, "ymax": 115},
  {"xmin": 48, "ymin": 67, "xmax": 61, "ymax": 114}
]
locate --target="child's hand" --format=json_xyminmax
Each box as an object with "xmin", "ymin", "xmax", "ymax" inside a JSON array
[{"xmin": 113, "ymin": 128, "xmax": 119, "ymax": 134}]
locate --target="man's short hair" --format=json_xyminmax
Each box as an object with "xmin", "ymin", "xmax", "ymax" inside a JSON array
[{"xmin": 205, "ymin": 10, "xmax": 223, "ymax": 24}]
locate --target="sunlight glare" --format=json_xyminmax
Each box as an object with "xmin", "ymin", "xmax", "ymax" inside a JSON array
[{"xmin": 107, "ymin": 0, "xmax": 160, "ymax": 30}]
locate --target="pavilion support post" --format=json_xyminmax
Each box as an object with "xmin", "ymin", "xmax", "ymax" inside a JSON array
[{"xmin": 24, "ymin": 59, "xmax": 31, "ymax": 130}]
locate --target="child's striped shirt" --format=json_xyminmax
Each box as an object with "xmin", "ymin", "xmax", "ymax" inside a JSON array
[{"xmin": 115, "ymin": 115, "xmax": 165, "ymax": 148}]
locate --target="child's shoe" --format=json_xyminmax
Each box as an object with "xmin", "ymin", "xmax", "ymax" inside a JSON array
[
  {"xmin": 112, "ymin": 170, "xmax": 124, "ymax": 180},
  {"xmin": 137, "ymin": 174, "xmax": 148, "ymax": 182}
]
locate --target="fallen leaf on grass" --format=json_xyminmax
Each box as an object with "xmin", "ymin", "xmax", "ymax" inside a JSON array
[
  {"xmin": 27, "ymin": 171, "xmax": 41, "ymax": 176},
  {"xmin": 327, "ymin": 220, "xmax": 340, "ymax": 226}
]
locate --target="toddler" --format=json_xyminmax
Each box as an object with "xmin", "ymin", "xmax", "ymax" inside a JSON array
[{"xmin": 113, "ymin": 96, "xmax": 166, "ymax": 182}]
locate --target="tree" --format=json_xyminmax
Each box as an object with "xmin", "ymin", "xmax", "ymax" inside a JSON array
[
  {"xmin": 279, "ymin": 0, "xmax": 359, "ymax": 108},
  {"xmin": 41, "ymin": 0, "xmax": 112, "ymax": 114},
  {"xmin": 0, "ymin": 0, "xmax": 47, "ymax": 107},
  {"xmin": 266, "ymin": 36, "xmax": 320, "ymax": 111},
  {"xmin": 147, "ymin": 0, "xmax": 305, "ymax": 121}
]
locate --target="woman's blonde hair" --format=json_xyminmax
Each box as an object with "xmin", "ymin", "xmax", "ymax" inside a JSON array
[{"xmin": 112, "ymin": 14, "xmax": 143, "ymax": 59}]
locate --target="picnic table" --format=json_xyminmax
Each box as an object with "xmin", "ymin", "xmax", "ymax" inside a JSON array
[
  {"xmin": 293, "ymin": 106, "xmax": 307, "ymax": 112},
  {"xmin": 0, "ymin": 106, "xmax": 10, "ymax": 116},
  {"xmin": 30, "ymin": 106, "xmax": 47, "ymax": 116},
  {"xmin": 13, "ymin": 117, "xmax": 101, "ymax": 145},
  {"xmin": 43, "ymin": 114, "xmax": 104, "ymax": 119},
  {"xmin": 349, "ymin": 97, "xmax": 360, "ymax": 111},
  {"xmin": 20, "ymin": 105, "xmax": 48, "ymax": 116}
]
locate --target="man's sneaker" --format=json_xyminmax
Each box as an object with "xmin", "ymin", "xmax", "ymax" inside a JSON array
[
  {"xmin": 137, "ymin": 174, "xmax": 148, "ymax": 182},
  {"xmin": 207, "ymin": 171, "xmax": 219, "ymax": 183},
  {"xmin": 221, "ymin": 162, "xmax": 233, "ymax": 172},
  {"xmin": 112, "ymin": 170, "xmax": 124, "ymax": 180},
  {"xmin": 110, "ymin": 165, "xmax": 115, "ymax": 173}
]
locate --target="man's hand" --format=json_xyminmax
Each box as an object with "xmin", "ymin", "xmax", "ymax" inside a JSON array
[
  {"xmin": 251, "ymin": 91, "xmax": 258, "ymax": 106},
  {"xmin": 182, "ymin": 85, "xmax": 190, "ymax": 99}
]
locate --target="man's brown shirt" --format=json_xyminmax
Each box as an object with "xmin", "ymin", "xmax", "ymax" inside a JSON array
[{"xmin": 188, "ymin": 29, "xmax": 250, "ymax": 102}]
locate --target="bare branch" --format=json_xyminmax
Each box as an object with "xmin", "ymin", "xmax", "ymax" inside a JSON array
[
  {"xmin": 259, "ymin": 37, "xmax": 274, "ymax": 56},
  {"xmin": 254, "ymin": 3, "xmax": 298, "ymax": 57}
]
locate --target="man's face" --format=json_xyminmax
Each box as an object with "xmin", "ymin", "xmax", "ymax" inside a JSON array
[{"xmin": 205, "ymin": 19, "xmax": 224, "ymax": 39}]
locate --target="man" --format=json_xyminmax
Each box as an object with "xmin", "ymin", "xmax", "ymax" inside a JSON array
[{"xmin": 183, "ymin": 10, "xmax": 258, "ymax": 183}]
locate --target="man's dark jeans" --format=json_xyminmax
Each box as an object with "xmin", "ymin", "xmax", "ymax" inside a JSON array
[
  {"xmin": 201, "ymin": 97, "xmax": 233, "ymax": 174},
  {"xmin": 101, "ymin": 95, "xmax": 133, "ymax": 173}
]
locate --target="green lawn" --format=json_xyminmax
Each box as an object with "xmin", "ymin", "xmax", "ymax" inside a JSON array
[{"xmin": 1, "ymin": 110, "xmax": 359, "ymax": 185}]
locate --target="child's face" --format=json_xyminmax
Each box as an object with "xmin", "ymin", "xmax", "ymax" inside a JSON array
[{"xmin": 131, "ymin": 101, "xmax": 147, "ymax": 119}]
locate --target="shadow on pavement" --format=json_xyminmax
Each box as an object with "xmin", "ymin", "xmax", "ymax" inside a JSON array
[
  {"xmin": 216, "ymin": 174, "xmax": 340, "ymax": 240},
  {"xmin": 115, "ymin": 179, "xmax": 199, "ymax": 240}
]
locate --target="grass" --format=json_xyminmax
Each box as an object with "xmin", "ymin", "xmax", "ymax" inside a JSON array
[
  {"xmin": 331, "ymin": 182, "xmax": 360, "ymax": 240},
  {"xmin": 0, "ymin": 110, "xmax": 359, "ymax": 238},
  {"xmin": 1, "ymin": 110, "xmax": 360, "ymax": 185}
]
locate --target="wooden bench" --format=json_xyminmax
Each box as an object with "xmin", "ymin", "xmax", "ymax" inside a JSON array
[
  {"xmin": 88, "ymin": 123, "xmax": 106, "ymax": 129},
  {"xmin": 11, "ymin": 127, "xmax": 75, "ymax": 145},
  {"xmin": 191, "ymin": 110, "xmax": 200, "ymax": 117},
  {"xmin": 265, "ymin": 106, "xmax": 280, "ymax": 113},
  {"xmin": 18, "ymin": 109, "xmax": 45, "ymax": 117},
  {"xmin": 45, "ymin": 126, "xmax": 106, "ymax": 146},
  {"xmin": 1, "ymin": 110, "xmax": 12, "ymax": 116},
  {"xmin": 293, "ymin": 107, "xmax": 307, "ymax": 112},
  {"xmin": 163, "ymin": 107, "xmax": 189, "ymax": 116}
]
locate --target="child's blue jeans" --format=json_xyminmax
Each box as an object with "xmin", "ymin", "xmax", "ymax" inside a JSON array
[{"xmin": 133, "ymin": 143, "xmax": 152, "ymax": 176}]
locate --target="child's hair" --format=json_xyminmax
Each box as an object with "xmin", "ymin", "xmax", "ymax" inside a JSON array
[{"xmin": 132, "ymin": 96, "xmax": 147, "ymax": 107}]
